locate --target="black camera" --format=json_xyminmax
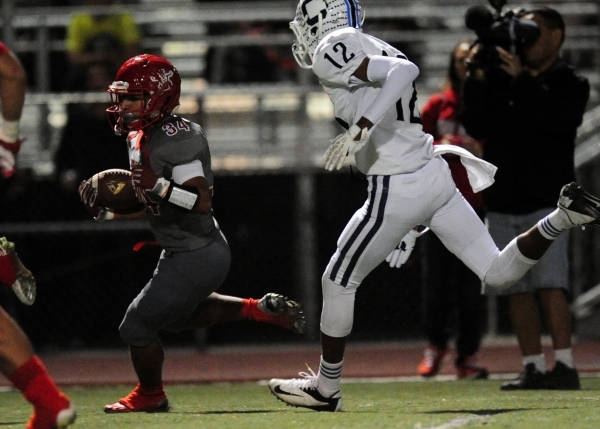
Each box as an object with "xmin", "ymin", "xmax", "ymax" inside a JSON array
[{"xmin": 465, "ymin": 0, "xmax": 541, "ymax": 69}]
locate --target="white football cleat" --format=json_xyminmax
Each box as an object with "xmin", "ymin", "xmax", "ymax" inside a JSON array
[{"xmin": 269, "ymin": 368, "xmax": 342, "ymax": 412}]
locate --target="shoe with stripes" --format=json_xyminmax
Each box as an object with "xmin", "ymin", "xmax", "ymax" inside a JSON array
[
  {"xmin": 557, "ymin": 182, "xmax": 600, "ymax": 227},
  {"xmin": 269, "ymin": 368, "xmax": 342, "ymax": 412}
]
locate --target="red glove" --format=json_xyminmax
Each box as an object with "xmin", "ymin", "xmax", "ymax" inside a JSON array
[
  {"xmin": 78, "ymin": 180, "xmax": 113, "ymax": 221},
  {"xmin": 0, "ymin": 138, "xmax": 23, "ymax": 178},
  {"xmin": 131, "ymin": 163, "xmax": 171, "ymax": 198}
]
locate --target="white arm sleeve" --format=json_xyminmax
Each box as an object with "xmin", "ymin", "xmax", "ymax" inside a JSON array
[
  {"xmin": 171, "ymin": 160, "xmax": 204, "ymax": 185},
  {"xmin": 362, "ymin": 55, "xmax": 420, "ymax": 125}
]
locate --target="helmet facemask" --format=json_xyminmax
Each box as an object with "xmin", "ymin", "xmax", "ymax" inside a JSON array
[{"xmin": 107, "ymin": 83, "xmax": 162, "ymax": 135}]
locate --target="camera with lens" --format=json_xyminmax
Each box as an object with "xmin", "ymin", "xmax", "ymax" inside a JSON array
[{"xmin": 464, "ymin": 0, "xmax": 541, "ymax": 71}]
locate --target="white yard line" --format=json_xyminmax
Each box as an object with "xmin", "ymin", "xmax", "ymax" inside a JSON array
[{"xmin": 425, "ymin": 414, "xmax": 488, "ymax": 429}]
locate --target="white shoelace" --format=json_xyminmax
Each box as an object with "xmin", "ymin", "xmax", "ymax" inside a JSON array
[{"xmin": 286, "ymin": 367, "xmax": 319, "ymax": 390}]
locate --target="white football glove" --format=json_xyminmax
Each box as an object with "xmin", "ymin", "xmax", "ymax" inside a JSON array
[
  {"xmin": 386, "ymin": 227, "xmax": 429, "ymax": 268},
  {"xmin": 323, "ymin": 124, "xmax": 368, "ymax": 171}
]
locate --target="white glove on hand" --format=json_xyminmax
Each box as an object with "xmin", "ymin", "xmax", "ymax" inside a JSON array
[
  {"xmin": 386, "ymin": 228, "xmax": 429, "ymax": 268},
  {"xmin": 323, "ymin": 124, "xmax": 368, "ymax": 171}
]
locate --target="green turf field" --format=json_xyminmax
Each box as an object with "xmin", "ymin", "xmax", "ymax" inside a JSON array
[{"xmin": 2, "ymin": 378, "xmax": 600, "ymax": 428}]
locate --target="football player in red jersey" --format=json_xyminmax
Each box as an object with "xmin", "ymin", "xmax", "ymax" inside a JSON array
[
  {"xmin": 78, "ymin": 54, "xmax": 305, "ymax": 413},
  {"xmin": 0, "ymin": 41, "xmax": 26, "ymax": 178},
  {"xmin": 0, "ymin": 42, "xmax": 76, "ymax": 429}
]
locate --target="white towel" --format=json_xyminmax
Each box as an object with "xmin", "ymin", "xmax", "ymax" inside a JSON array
[{"xmin": 433, "ymin": 145, "xmax": 498, "ymax": 193}]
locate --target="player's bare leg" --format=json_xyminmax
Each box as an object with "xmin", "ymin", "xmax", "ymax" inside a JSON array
[
  {"xmin": 186, "ymin": 292, "xmax": 305, "ymax": 333},
  {"xmin": 515, "ymin": 228, "xmax": 553, "ymax": 260},
  {"xmin": 507, "ymin": 292, "xmax": 543, "ymax": 357},
  {"xmin": 0, "ymin": 308, "xmax": 76, "ymax": 428},
  {"xmin": 0, "ymin": 306, "xmax": 33, "ymax": 376},
  {"xmin": 322, "ymin": 333, "xmax": 346, "ymax": 364}
]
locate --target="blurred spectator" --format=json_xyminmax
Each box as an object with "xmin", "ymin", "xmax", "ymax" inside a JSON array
[
  {"xmin": 64, "ymin": 0, "xmax": 142, "ymax": 90},
  {"xmin": 415, "ymin": 40, "xmax": 489, "ymax": 380},
  {"xmin": 204, "ymin": 22, "xmax": 296, "ymax": 84},
  {"xmin": 55, "ymin": 61, "xmax": 130, "ymax": 193}
]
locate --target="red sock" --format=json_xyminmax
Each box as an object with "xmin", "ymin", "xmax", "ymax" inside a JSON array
[
  {"xmin": 241, "ymin": 298, "xmax": 264, "ymax": 322},
  {"xmin": 9, "ymin": 356, "xmax": 69, "ymax": 413},
  {"xmin": 0, "ymin": 253, "xmax": 16, "ymax": 287},
  {"xmin": 137, "ymin": 383, "xmax": 165, "ymax": 397}
]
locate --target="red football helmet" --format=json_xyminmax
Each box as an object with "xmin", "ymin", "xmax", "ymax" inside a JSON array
[{"xmin": 107, "ymin": 54, "xmax": 181, "ymax": 134}]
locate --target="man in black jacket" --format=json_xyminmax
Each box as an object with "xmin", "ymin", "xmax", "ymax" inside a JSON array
[{"xmin": 461, "ymin": 6, "xmax": 589, "ymax": 390}]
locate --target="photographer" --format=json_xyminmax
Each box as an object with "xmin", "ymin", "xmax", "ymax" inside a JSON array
[{"xmin": 461, "ymin": 6, "xmax": 589, "ymax": 390}]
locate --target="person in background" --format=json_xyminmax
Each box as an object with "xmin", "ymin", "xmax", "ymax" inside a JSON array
[
  {"xmin": 461, "ymin": 6, "xmax": 589, "ymax": 390},
  {"xmin": 0, "ymin": 41, "xmax": 76, "ymax": 429},
  {"xmin": 64, "ymin": 0, "xmax": 142, "ymax": 90},
  {"xmin": 55, "ymin": 61, "xmax": 130, "ymax": 193},
  {"xmin": 412, "ymin": 40, "xmax": 488, "ymax": 380}
]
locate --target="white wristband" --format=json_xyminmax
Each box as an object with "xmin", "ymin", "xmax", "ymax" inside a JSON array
[{"xmin": 167, "ymin": 186, "xmax": 198, "ymax": 210}]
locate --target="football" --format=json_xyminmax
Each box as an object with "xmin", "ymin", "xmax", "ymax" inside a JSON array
[{"xmin": 90, "ymin": 169, "xmax": 144, "ymax": 214}]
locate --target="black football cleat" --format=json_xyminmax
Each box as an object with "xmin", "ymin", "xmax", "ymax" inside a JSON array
[
  {"xmin": 501, "ymin": 363, "xmax": 548, "ymax": 390},
  {"xmin": 558, "ymin": 182, "xmax": 600, "ymax": 227},
  {"xmin": 545, "ymin": 362, "xmax": 581, "ymax": 390}
]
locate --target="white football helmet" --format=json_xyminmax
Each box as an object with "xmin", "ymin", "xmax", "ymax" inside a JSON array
[{"xmin": 290, "ymin": 0, "xmax": 364, "ymax": 68}]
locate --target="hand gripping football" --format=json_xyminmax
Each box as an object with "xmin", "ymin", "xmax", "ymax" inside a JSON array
[{"xmin": 89, "ymin": 169, "xmax": 144, "ymax": 214}]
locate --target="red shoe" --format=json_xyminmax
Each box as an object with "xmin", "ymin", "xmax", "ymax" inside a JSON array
[
  {"xmin": 417, "ymin": 345, "xmax": 448, "ymax": 377},
  {"xmin": 104, "ymin": 384, "xmax": 169, "ymax": 413},
  {"xmin": 244, "ymin": 293, "xmax": 305, "ymax": 334},
  {"xmin": 26, "ymin": 393, "xmax": 76, "ymax": 429},
  {"xmin": 456, "ymin": 355, "xmax": 489, "ymax": 380}
]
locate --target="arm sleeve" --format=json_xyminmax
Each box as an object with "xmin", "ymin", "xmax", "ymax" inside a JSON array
[
  {"xmin": 362, "ymin": 55, "xmax": 419, "ymax": 125},
  {"xmin": 172, "ymin": 160, "xmax": 205, "ymax": 184}
]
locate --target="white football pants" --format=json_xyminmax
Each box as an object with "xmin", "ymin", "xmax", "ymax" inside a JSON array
[{"xmin": 321, "ymin": 156, "xmax": 537, "ymax": 337}]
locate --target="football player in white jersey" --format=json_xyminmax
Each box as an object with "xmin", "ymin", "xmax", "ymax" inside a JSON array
[{"xmin": 269, "ymin": 0, "xmax": 600, "ymax": 412}]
